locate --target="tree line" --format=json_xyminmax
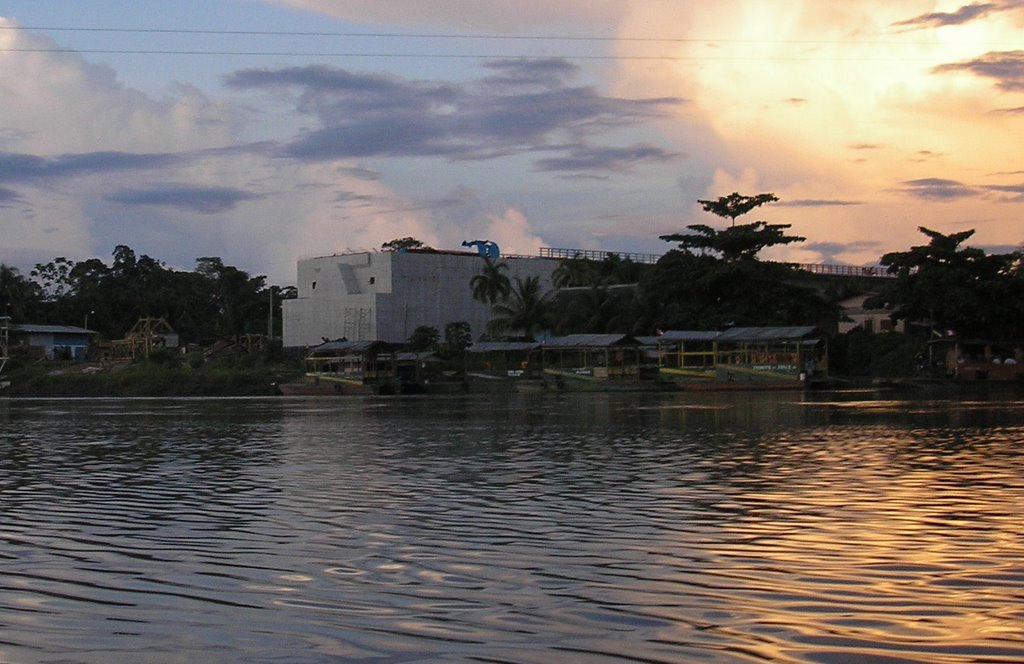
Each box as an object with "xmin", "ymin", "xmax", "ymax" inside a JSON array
[{"xmin": 1, "ymin": 245, "xmax": 293, "ymax": 344}]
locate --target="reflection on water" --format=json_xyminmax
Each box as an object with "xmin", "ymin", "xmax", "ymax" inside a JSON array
[{"xmin": 2, "ymin": 391, "xmax": 1023, "ymax": 663}]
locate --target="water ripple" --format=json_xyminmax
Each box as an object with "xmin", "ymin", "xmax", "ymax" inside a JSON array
[{"xmin": 1, "ymin": 392, "xmax": 1023, "ymax": 662}]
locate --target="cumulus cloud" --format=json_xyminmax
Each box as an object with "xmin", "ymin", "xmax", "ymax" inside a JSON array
[
  {"xmin": 483, "ymin": 207, "xmax": 546, "ymax": 256},
  {"xmin": 0, "ymin": 19, "xmax": 234, "ymax": 155}
]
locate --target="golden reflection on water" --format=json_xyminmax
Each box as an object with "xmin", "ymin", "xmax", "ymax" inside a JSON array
[{"xmin": 708, "ymin": 421, "xmax": 1024, "ymax": 663}]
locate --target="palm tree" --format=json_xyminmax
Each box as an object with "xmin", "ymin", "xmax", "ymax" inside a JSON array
[
  {"xmin": 488, "ymin": 275, "xmax": 554, "ymax": 340},
  {"xmin": 469, "ymin": 258, "xmax": 511, "ymax": 305},
  {"xmin": 552, "ymin": 256, "xmax": 595, "ymax": 288}
]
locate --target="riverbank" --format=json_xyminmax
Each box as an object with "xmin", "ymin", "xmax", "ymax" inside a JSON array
[{"xmin": 4, "ymin": 361, "xmax": 300, "ymax": 398}]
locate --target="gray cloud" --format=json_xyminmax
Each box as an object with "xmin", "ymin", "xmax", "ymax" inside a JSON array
[
  {"xmin": 986, "ymin": 182, "xmax": 1024, "ymax": 201},
  {"xmin": 933, "ymin": 50, "xmax": 1024, "ymax": 91},
  {"xmin": 481, "ymin": 58, "xmax": 580, "ymax": 88},
  {"xmin": 335, "ymin": 165, "xmax": 381, "ymax": 181},
  {"xmin": 226, "ymin": 60, "xmax": 683, "ymax": 171},
  {"xmin": 333, "ymin": 191, "xmax": 383, "ymax": 207},
  {"xmin": 897, "ymin": 178, "xmax": 982, "ymax": 200},
  {"xmin": 534, "ymin": 143, "xmax": 679, "ymax": 173},
  {"xmin": 894, "ymin": 2, "xmax": 1005, "ymax": 27},
  {"xmin": 803, "ymin": 240, "xmax": 883, "ymax": 263},
  {"xmin": 105, "ymin": 184, "xmax": 263, "ymax": 213},
  {"xmin": 0, "ymin": 151, "xmax": 179, "ymax": 184},
  {"xmin": 0, "ymin": 186, "xmax": 21, "ymax": 204}
]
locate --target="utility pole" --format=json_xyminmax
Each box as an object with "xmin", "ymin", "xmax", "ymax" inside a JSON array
[{"xmin": 267, "ymin": 288, "xmax": 273, "ymax": 340}]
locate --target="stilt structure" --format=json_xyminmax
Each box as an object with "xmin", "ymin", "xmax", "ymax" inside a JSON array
[
  {"xmin": 1, "ymin": 315, "xmax": 11, "ymax": 391},
  {"xmin": 108, "ymin": 318, "xmax": 177, "ymax": 360}
]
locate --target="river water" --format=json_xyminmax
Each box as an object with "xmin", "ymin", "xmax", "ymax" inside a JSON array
[{"xmin": 1, "ymin": 390, "xmax": 1023, "ymax": 663}]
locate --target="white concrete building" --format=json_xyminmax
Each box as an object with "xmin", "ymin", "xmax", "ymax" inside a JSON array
[{"xmin": 282, "ymin": 249, "xmax": 560, "ymax": 347}]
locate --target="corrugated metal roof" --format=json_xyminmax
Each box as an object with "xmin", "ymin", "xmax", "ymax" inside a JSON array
[
  {"xmin": 656, "ymin": 327, "xmax": 820, "ymax": 343},
  {"xmin": 467, "ymin": 341, "xmax": 540, "ymax": 353},
  {"xmin": 308, "ymin": 339, "xmax": 395, "ymax": 354},
  {"xmin": 541, "ymin": 334, "xmax": 639, "ymax": 348},
  {"xmin": 657, "ymin": 330, "xmax": 720, "ymax": 342},
  {"xmin": 716, "ymin": 326, "xmax": 818, "ymax": 342},
  {"xmin": 394, "ymin": 351, "xmax": 440, "ymax": 362},
  {"xmin": 14, "ymin": 324, "xmax": 94, "ymax": 335}
]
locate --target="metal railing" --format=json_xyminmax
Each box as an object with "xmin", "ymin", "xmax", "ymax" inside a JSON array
[
  {"xmin": 539, "ymin": 247, "xmax": 662, "ymax": 264},
  {"xmin": 538, "ymin": 247, "xmax": 891, "ymax": 278},
  {"xmin": 793, "ymin": 263, "xmax": 891, "ymax": 278}
]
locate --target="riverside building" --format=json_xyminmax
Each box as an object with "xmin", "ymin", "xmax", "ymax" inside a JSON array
[{"xmin": 282, "ymin": 247, "xmax": 560, "ymax": 347}]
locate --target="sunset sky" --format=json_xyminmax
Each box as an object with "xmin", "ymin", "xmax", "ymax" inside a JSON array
[{"xmin": 2, "ymin": 1, "xmax": 1022, "ymax": 284}]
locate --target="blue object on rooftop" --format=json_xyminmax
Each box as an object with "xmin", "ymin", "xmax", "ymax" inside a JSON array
[{"xmin": 462, "ymin": 240, "xmax": 500, "ymax": 259}]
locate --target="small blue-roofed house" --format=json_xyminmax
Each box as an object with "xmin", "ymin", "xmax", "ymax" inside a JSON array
[{"xmin": 12, "ymin": 324, "xmax": 96, "ymax": 360}]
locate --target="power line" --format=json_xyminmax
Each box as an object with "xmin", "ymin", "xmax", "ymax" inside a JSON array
[{"xmin": 1, "ymin": 24, "xmax": 1018, "ymax": 47}]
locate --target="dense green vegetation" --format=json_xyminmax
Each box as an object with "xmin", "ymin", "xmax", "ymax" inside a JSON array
[{"xmin": 2, "ymin": 245, "xmax": 292, "ymax": 344}]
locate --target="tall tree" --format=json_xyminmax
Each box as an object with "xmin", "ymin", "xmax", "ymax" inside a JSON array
[
  {"xmin": 697, "ymin": 192, "xmax": 778, "ymax": 226},
  {"xmin": 639, "ymin": 193, "xmax": 834, "ymax": 331},
  {"xmin": 866, "ymin": 227, "xmax": 1021, "ymax": 339},
  {"xmin": 660, "ymin": 192, "xmax": 801, "ymax": 261},
  {"xmin": 660, "ymin": 222, "xmax": 806, "ymax": 262}
]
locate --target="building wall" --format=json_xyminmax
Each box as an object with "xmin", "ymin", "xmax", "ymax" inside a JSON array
[
  {"xmin": 283, "ymin": 250, "xmax": 559, "ymax": 347},
  {"xmin": 838, "ymin": 294, "xmax": 904, "ymax": 334},
  {"xmin": 23, "ymin": 332, "xmax": 91, "ymax": 360}
]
